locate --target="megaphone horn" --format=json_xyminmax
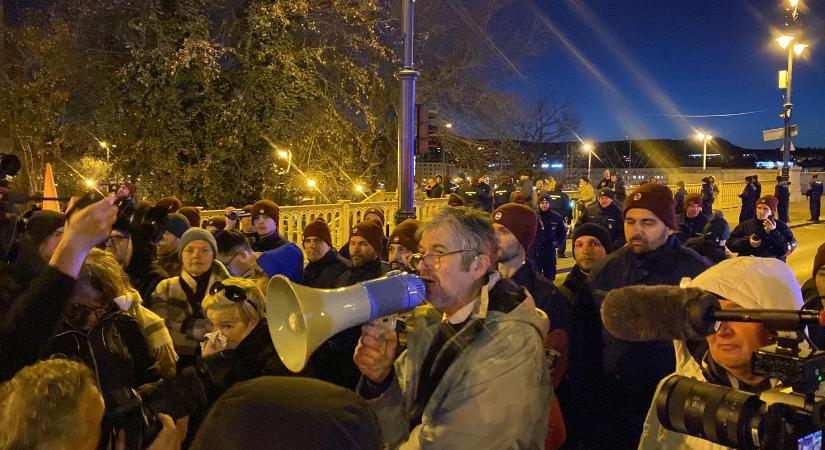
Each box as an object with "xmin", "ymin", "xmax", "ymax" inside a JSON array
[{"xmin": 265, "ymin": 272, "xmax": 426, "ymax": 373}]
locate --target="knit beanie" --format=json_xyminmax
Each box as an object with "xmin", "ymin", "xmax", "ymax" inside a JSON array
[
  {"xmin": 350, "ymin": 220, "xmax": 384, "ymax": 254},
  {"xmin": 491, "ymin": 204, "xmax": 538, "ymax": 252},
  {"xmin": 363, "ymin": 207, "xmax": 385, "ymax": 227},
  {"xmin": 756, "ymin": 195, "xmax": 779, "ymax": 216},
  {"xmin": 813, "ymin": 241, "xmax": 825, "ymax": 280},
  {"xmin": 624, "ymin": 183, "xmax": 677, "ymax": 230},
  {"xmin": 703, "ymin": 211, "xmax": 731, "ymax": 243},
  {"xmin": 252, "ymin": 200, "xmax": 279, "ymax": 223},
  {"xmin": 303, "ymin": 218, "xmax": 333, "ymax": 248},
  {"xmin": 388, "ymin": 219, "xmax": 421, "ymax": 252},
  {"xmin": 164, "ymin": 213, "xmax": 191, "ymax": 238},
  {"xmin": 684, "ymin": 193, "xmax": 702, "ymax": 210},
  {"xmin": 571, "ymin": 223, "xmax": 612, "ymax": 254},
  {"xmin": 447, "ymin": 193, "xmax": 465, "ymax": 206},
  {"xmin": 598, "ymin": 188, "xmax": 615, "ymax": 200},
  {"xmin": 190, "ymin": 377, "xmax": 381, "ymax": 450},
  {"xmin": 178, "ymin": 207, "xmax": 201, "ymax": 231},
  {"xmin": 24, "ymin": 211, "xmax": 66, "ymax": 246},
  {"xmin": 155, "ymin": 196, "xmax": 182, "ymax": 213},
  {"xmin": 178, "ymin": 227, "xmax": 218, "ymax": 258},
  {"xmin": 509, "ymin": 191, "xmax": 527, "ymax": 205},
  {"xmin": 205, "ymin": 215, "xmax": 227, "ymax": 232}
]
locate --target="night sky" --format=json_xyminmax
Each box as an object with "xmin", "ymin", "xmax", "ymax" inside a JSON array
[{"xmin": 505, "ymin": 0, "xmax": 825, "ymax": 149}]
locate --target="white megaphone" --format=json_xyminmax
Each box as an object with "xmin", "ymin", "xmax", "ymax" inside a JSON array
[{"xmin": 266, "ymin": 272, "xmax": 426, "ymax": 373}]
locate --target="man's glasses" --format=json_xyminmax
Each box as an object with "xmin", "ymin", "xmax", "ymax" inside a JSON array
[
  {"xmin": 408, "ymin": 249, "xmax": 476, "ymax": 271},
  {"xmin": 219, "ymin": 252, "xmax": 242, "ymax": 267}
]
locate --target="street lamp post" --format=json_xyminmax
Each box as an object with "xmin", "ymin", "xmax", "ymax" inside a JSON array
[
  {"xmin": 396, "ymin": 0, "xmax": 419, "ymax": 224},
  {"xmin": 695, "ymin": 133, "xmax": 713, "ymax": 170},
  {"xmin": 776, "ymin": 0, "xmax": 806, "ymax": 178},
  {"xmin": 582, "ymin": 143, "xmax": 593, "ymax": 180}
]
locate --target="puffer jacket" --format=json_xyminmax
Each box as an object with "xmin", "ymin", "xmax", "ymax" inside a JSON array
[
  {"xmin": 359, "ymin": 274, "xmax": 551, "ymax": 449},
  {"xmin": 150, "ymin": 261, "xmax": 230, "ymax": 356},
  {"xmin": 639, "ymin": 257, "xmax": 803, "ymax": 450}
]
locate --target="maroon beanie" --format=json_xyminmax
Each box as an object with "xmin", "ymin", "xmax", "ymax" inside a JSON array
[
  {"xmin": 178, "ymin": 207, "xmax": 201, "ymax": 230},
  {"xmin": 303, "ymin": 218, "xmax": 333, "ymax": 248},
  {"xmin": 491, "ymin": 203, "xmax": 538, "ymax": 252},
  {"xmin": 624, "ymin": 183, "xmax": 677, "ymax": 230},
  {"xmin": 206, "ymin": 215, "xmax": 227, "ymax": 231},
  {"xmin": 447, "ymin": 193, "xmax": 465, "ymax": 206},
  {"xmin": 756, "ymin": 195, "xmax": 778, "ymax": 216},
  {"xmin": 813, "ymin": 242, "xmax": 825, "ymax": 280},
  {"xmin": 252, "ymin": 200, "xmax": 280, "ymax": 223},
  {"xmin": 363, "ymin": 207, "xmax": 385, "ymax": 227},
  {"xmin": 350, "ymin": 220, "xmax": 384, "ymax": 254},
  {"xmin": 509, "ymin": 191, "xmax": 527, "ymax": 205},
  {"xmin": 156, "ymin": 196, "xmax": 182, "ymax": 213},
  {"xmin": 684, "ymin": 193, "xmax": 702, "ymax": 209},
  {"xmin": 389, "ymin": 219, "xmax": 421, "ymax": 252}
]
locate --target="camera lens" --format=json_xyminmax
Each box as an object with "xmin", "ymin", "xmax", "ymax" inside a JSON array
[{"xmin": 656, "ymin": 375, "xmax": 764, "ymax": 450}]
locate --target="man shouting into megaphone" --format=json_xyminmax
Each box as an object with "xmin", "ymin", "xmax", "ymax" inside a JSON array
[{"xmin": 354, "ymin": 206, "xmax": 552, "ymax": 449}]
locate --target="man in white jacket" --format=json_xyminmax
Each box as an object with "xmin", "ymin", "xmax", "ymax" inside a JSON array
[{"xmin": 639, "ymin": 257, "xmax": 805, "ymax": 450}]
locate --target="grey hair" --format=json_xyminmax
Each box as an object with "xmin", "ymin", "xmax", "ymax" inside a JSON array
[
  {"xmin": 0, "ymin": 359, "xmax": 98, "ymax": 450},
  {"xmin": 418, "ymin": 206, "xmax": 497, "ymax": 270}
]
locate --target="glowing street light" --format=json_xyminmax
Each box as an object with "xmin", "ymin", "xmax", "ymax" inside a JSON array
[
  {"xmin": 306, "ymin": 179, "xmax": 317, "ymax": 188},
  {"xmin": 581, "ymin": 142, "xmax": 594, "ymax": 180},
  {"xmin": 355, "ymin": 184, "xmax": 365, "ymax": 193},
  {"xmin": 275, "ymin": 148, "xmax": 292, "ymax": 174},
  {"xmin": 776, "ymin": 35, "xmax": 794, "ymax": 49},
  {"xmin": 444, "ymin": 122, "xmax": 453, "ymax": 129},
  {"xmin": 84, "ymin": 179, "xmax": 96, "ymax": 188},
  {"xmin": 694, "ymin": 133, "xmax": 713, "ymax": 170},
  {"xmin": 774, "ymin": 0, "xmax": 807, "ymax": 177}
]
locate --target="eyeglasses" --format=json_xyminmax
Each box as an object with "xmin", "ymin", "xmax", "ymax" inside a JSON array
[
  {"xmin": 219, "ymin": 252, "xmax": 242, "ymax": 267},
  {"xmin": 408, "ymin": 249, "xmax": 476, "ymax": 271}
]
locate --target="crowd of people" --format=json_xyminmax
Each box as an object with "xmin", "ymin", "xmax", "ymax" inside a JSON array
[{"xmin": 0, "ymin": 169, "xmax": 824, "ymax": 450}]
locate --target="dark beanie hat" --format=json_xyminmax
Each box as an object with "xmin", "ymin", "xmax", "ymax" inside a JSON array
[
  {"xmin": 684, "ymin": 193, "xmax": 702, "ymax": 209},
  {"xmin": 509, "ymin": 191, "xmax": 527, "ymax": 205},
  {"xmin": 205, "ymin": 215, "xmax": 227, "ymax": 232},
  {"xmin": 303, "ymin": 218, "xmax": 333, "ymax": 248},
  {"xmin": 598, "ymin": 188, "xmax": 615, "ymax": 200},
  {"xmin": 350, "ymin": 220, "xmax": 384, "ymax": 254},
  {"xmin": 389, "ymin": 218, "xmax": 421, "ymax": 252},
  {"xmin": 571, "ymin": 223, "xmax": 612, "ymax": 253},
  {"xmin": 704, "ymin": 211, "xmax": 731, "ymax": 244},
  {"xmin": 155, "ymin": 196, "xmax": 182, "ymax": 213},
  {"xmin": 756, "ymin": 195, "xmax": 778, "ymax": 216},
  {"xmin": 164, "ymin": 213, "xmax": 191, "ymax": 238},
  {"xmin": 190, "ymin": 377, "xmax": 381, "ymax": 450},
  {"xmin": 178, "ymin": 207, "xmax": 201, "ymax": 230},
  {"xmin": 447, "ymin": 193, "xmax": 465, "ymax": 206},
  {"xmin": 24, "ymin": 211, "xmax": 66, "ymax": 246},
  {"xmin": 252, "ymin": 199, "xmax": 279, "ymax": 223},
  {"xmin": 491, "ymin": 204, "xmax": 538, "ymax": 252},
  {"xmin": 178, "ymin": 227, "xmax": 218, "ymax": 257},
  {"xmin": 813, "ymin": 241, "xmax": 825, "ymax": 280},
  {"xmin": 624, "ymin": 183, "xmax": 677, "ymax": 230},
  {"xmin": 363, "ymin": 207, "xmax": 385, "ymax": 227}
]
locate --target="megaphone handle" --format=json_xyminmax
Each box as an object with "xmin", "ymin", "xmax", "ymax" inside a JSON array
[{"xmin": 375, "ymin": 314, "xmax": 398, "ymax": 331}]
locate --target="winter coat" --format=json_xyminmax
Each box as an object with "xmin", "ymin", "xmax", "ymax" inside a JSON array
[
  {"xmin": 727, "ymin": 218, "xmax": 796, "ymax": 261},
  {"xmin": 737, "ymin": 182, "xmax": 757, "ymax": 223},
  {"xmin": 303, "ymin": 249, "xmax": 352, "ymax": 289},
  {"xmin": 475, "ymin": 182, "xmax": 493, "ymax": 212},
  {"xmin": 252, "ymin": 232, "xmax": 289, "ymax": 253},
  {"xmin": 566, "ymin": 236, "xmax": 709, "ymax": 449},
  {"xmin": 42, "ymin": 308, "xmax": 159, "ymax": 403},
  {"xmin": 775, "ymin": 181, "xmax": 791, "ymax": 202},
  {"xmin": 532, "ymin": 209, "xmax": 566, "ymax": 280},
  {"xmin": 150, "ymin": 261, "xmax": 231, "ymax": 356},
  {"xmin": 596, "ymin": 178, "xmax": 614, "ymax": 190},
  {"xmin": 673, "ymin": 188, "xmax": 687, "ymax": 215},
  {"xmin": 639, "ymin": 257, "xmax": 803, "ymax": 450},
  {"xmin": 577, "ymin": 183, "xmax": 595, "ymax": 205},
  {"xmin": 334, "ymin": 258, "xmax": 391, "ymax": 288},
  {"xmin": 126, "ymin": 228, "xmax": 169, "ymax": 303},
  {"xmin": 493, "ymin": 183, "xmax": 515, "ymax": 209},
  {"xmin": 115, "ymin": 289, "xmax": 178, "ymax": 378},
  {"xmin": 684, "ymin": 237, "xmax": 728, "ymax": 265},
  {"xmin": 358, "ymin": 274, "xmax": 551, "ymax": 449},
  {"xmin": 575, "ymin": 202, "xmax": 624, "ymax": 250},
  {"xmin": 545, "ymin": 190, "xmax": 573, "ymax": 221},
  {"xmin": 676, "ymin": 212, "xmax": 708, "ymax": 244},
  {"xmin": 701, "ymin": 182, "xmax": 714, "ymax": 215},
  {"xmin": 155, "ymin": 251, "xmax": 182, "ymax": 278}
]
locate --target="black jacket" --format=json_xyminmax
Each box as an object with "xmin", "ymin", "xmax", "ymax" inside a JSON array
[
  {"xmin": 511, "ymin": 263, "xmax": 571, "ymax": 335},
  {"xmin": 676, "ymin": 212, "xmax": 708, "ymax": 243},
  {"xmin": 775, "ymin": 181, "xmax": 791, "ymax": 202},
  {"xmin": 545, "ymin": 190, "xmax": 572, "ymax": 221},
  {"xmin": 674, "ymin": 188, "xmax": 687, "ymax": 215},
  {"xmin": 0, "ymin": 267, "xmax": 76, "ymax": 382},
  {"xmin": 42, "ymin": 308, "xmax": 158, "ymax": 402},
  {"xmin": 334, "ymin": 258, "xmax": 391, "ymax": 287},
  {"xmin": 684, "ymin": 236, "xmax": 728, "ymax": 265},
  {"xmin": 575, "ymin": 202, "xmax": 624, "ymax": 250},
  {"xmin": 728, "ymin": 218, "xmax": 796, "ymax": 261},
  {"xmin": 493, "ymin": 183, "xmax": 514, "ymax": 209},
  {"xmin": 253, "ymin": 233, "xmax": 289, "ymax": 253},
  {"xmin": 303, "ymin": 249, "xmax": 352, "ymax": 289},
  {"xmin": 802, "ymin": 278, "xmax": 824, "ymax": 349}
]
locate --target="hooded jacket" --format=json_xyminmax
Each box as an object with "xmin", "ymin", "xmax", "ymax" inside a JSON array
[
  {"xmin": 639, "ymin": 257, "xmax": 804, "ymax": 450},
  {"xmin": 150, "ymin": 261, "xmax": 230, "ymax": 356},
  {"xmin": 358, "ymin": 274, "xmax": 551, "ymax": 449}
]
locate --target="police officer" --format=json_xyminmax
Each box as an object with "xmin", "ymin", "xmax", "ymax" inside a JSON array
[
  {"xmin": 493, "ymin": 175, "xmax": 515, "ymax": 209},
  {"xmin": 533, "ymin": 193, "xmax": 567, "ymax": 280},
  {"xmin": 808, "ymin": 174, "xmax": 823, "ymax": 223},
  {"xmin": 775, "ymin": 175, "xmax": 791, "ymax": 223},
  {"xmin": 545, "ymin": 184, "xmax": 573, "ymax": 257},
  {"xmin": 575, "ymin": 188, "xmax": 624, "ymax": 250}
]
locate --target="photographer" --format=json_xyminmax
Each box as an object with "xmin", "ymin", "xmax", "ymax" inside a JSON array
[
  {"xmin": 639, "ymin": 257, "xmax": 804, "ymax": 449},
  {"xmin": 727, "ymin": 195, "xmax": 796, "ymax": 262}
]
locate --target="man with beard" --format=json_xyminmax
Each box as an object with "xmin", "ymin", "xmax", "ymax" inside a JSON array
[
  {"xmin": 302, "ymin": 218, "xmax": 351, "ymax": 288},
  {"xmin": 154, "ymin": 212, "xmax": 190, "ymax": 277},
  {"xmin": 354, "ymin": 206, "xmax": 551, "ymax": 448},
  {"xmin": 567, "ymin": 182, "xmax": 710, "ymax": 449},
  {"xmin": 103, "ymin": 214, "xmax": 168, "ymax": 304},
  {"xmin": 575, "ymin": 188, "xmax": 624, "ymax": 250},
  {"xmin": 250, "ymin": 200, "xmax": 288, "ymax": 252},
  {"xmin": 387, "ymin": 219, "xmax": 421, "ymax": 271},
  {"xmin": 728, "ymin": 195, "xmax": 797, "ymax": 261},
  {"xmin": 675, "ymin": 193, "xmax": 708, "ymax": 244},
  {"xmin": 533, "ymin": 193, "xmax": 567, "ymax": 279}
]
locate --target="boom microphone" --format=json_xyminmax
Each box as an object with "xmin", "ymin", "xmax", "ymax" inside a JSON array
[{"xmin": 600, "ymin": 285, "xmax": 720, "ymax": 341}]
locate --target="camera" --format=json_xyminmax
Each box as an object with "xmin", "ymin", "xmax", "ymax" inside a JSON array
[
  {"xmin": 71, "ymin": 191, "xmax": 169, "ymax": 243},
  {"xmin": 656, "ymin": 326, "xmax": 825, "ymax": 449},
  {"xmin": 226, "ymin": 210, "xmax": 251, "ymax": 221}
]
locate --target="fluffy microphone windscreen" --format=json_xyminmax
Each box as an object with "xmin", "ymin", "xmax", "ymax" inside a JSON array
[{"xmin": 601, "ymin": 285, "xmax": 713, "ymax": 341}]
